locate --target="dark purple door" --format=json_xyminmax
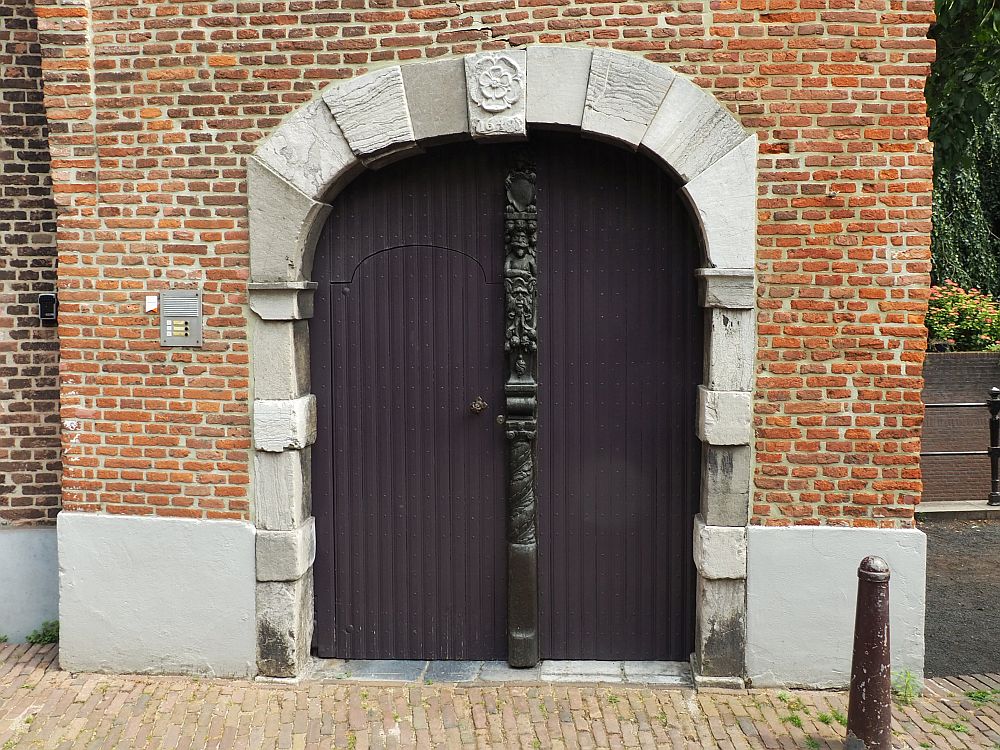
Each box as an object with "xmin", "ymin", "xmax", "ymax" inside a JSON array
[{"xmin": 311, "ymin": 135, "xmax": 700, "ymax": 661}]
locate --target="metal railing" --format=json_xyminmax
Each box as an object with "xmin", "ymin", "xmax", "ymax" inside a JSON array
[{"xmin": 920, "ymin": 386, "xmax": 1000, "ymax": 506}]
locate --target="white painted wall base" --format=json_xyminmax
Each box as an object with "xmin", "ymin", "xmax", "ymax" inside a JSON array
[
  {"xmin": 746, "ymin": 526, "xmax": 926, "ymax": 688},
  {"xmin": 58, "ymin": 513, "xmax": 257, "ymax": 677},
  {"xmin": 0, "ymin": 527, "xmax": 58, "ymax": 642}
]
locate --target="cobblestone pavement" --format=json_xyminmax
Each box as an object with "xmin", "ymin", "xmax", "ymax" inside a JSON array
[{"xmin": 4, "ymin": 645, "xmax": 1000, "ymax": 749}]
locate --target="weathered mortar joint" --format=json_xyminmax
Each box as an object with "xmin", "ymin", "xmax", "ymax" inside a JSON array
[
  {"xmin": 256, "ymin": 517, "xmax": 316, "ymax": 582},
  {"xmin": 253, "ymin": 396, "xmax": 317, "ymax": 453}
]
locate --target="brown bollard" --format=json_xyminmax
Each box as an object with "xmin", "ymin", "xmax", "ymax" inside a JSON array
[{"xmin": 846, "ymin": 556, "xmax": 892, "ymax": 750}]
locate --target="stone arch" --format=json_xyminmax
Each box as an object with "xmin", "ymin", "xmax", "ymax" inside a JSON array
[{"xmin": 247, "ymin": 46, "xmax": 757, "ymax": 682}]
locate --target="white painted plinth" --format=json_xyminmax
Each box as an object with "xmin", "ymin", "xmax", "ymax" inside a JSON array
[
  {"xmin": 0, "ymin": 527, "xmax": 58, "ymax": 642},
  {"xmin": 746, "ymin": 526, "xmax": 926, "ymax": 688},
  {"xmin": 58, "ymin": 513, "xmax": 257, "ymax": 677}
]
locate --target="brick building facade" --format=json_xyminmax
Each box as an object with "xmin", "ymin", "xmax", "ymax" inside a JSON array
[
  {"xmin": 0, "ymin": 0, "xmax": 61, "ymax": 641},
  {"xmin": 2, "ymin": 0, "xmax": 934, "ymax": 685}
]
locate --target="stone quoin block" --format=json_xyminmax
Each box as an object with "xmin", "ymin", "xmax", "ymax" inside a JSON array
[
  {"xmin": 257, "ymin": 572, "xmax": 314, "ymax": 677},
  {"xmin": 253, "ymin": 395, "xmax": 317, "ymax": 452},
  {"xmin": 694, "ymin": 576, "xmax": 746, "ymax": 682},
  {"xmin": 582, "ymin": 49, "xmax": 675, "ymax": 148},
  {"xmin": 697, "ymin": 387, "xmax": 752, "ymax": 446},
  {"xmin": 525, "ymin": 46, "xmax": 593, "ymax": 129},
  {"xmin": 254, "ymin": 448, "xmax": 311, "ymax": 532},
  {"xmin": 705, "ymin": 308, "xmax": 755, "ymax": 392},
  {"xmin": 641, "ymin": 76, "xmax": 749, "ymax": 183},
  {"xmin": 247, "ymin": 158, "xmax": 332, "ymax": 283},
  {"xmin": 324, "ymin": 66, "xmax": 417, "ymax": 160},
  {"xmin": 693, "ymin": 514, "xmax": 747, "ymax": 580},
  {"xmin": 250, "ymin": 319, "xmax": 310, "ymax": 401},
  {"xmin": 700, "ymin": 445, "xmax": 752, "ymax": 527},
  {"xmin": 400, "ymin": 57, "xmax": 471, "ymax": 143},
  {"xmin": 254, "ymin": 98, "xmax": 361, "ymax": 202},
  {"xmin": 256, "ymin": 517, "xmax": 316, "ymax": 582},
  {"xmin": 682, "ymin": 135, "xmax": 759, "ymax": 270}
]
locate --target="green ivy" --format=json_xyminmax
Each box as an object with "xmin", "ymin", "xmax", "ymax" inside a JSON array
[{"xmin": 928, "ymin": 0, "xmax": 1000, "ymax": 293}]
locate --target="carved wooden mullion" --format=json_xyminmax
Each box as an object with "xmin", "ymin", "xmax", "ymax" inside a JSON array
[{"xmin": 503, "ymin": 157, "xmax": 539, "ymax": 668}]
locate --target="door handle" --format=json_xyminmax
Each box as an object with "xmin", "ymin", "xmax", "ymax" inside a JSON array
[{"xmin": 470, "ymin": 396, "xmax": 488, "ymax": 414}]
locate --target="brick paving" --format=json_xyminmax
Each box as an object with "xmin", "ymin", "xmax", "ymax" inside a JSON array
[{"xmin": 3, "ymin": 645, "xmax": 1000, "ymax": 749}]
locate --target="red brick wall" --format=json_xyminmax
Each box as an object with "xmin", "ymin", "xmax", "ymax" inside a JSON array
[
  {"xmin": 0, "ymin": 0, "xmax": 61, "ymax": 526},
  {"xmin": 35, "ymin": 0, "xmax": 934, "ymax": 526}
]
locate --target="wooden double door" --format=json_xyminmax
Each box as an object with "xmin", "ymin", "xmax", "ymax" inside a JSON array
[{"xmin": 311, "ymin": 135, "xmax": 702, "ymax": 661}]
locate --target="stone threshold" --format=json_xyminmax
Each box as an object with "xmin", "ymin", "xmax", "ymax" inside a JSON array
[
  {"xmin": 271, "ymin": 659, "xmax": 692, "ymax": 686},
  {"xmin": 916, "ymin": 500, "xmax": 1000, "ymax": 521}
]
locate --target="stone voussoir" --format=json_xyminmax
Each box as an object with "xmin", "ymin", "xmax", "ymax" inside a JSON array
[
  {"xmin": 255, "ymin": 97, "xmax": 361, "ymax": 202},
  {"xmin": 641, "ymin": 75, "xmax": 748, "ymax": 183},
  {"xmin": 582, "ymin": 48, "xmax": 675, "ymax": 148},
  {"xmin": 324, "ymin": 66, "xmax": 417, "ymax": 160},
  {"xmin": 401, "ymin": 56, "xmax": 471, "ymax": 143},
  {"xmin": 247, "ymin": 157, "xmax": 332, "ymax": 283},
  {"xmin": 682, "ymin": 135, "xmax": 758, "ymax": 270},
  {"xmin": 526, "ymin": 45, "xmax": 593, "ymax": 129}
]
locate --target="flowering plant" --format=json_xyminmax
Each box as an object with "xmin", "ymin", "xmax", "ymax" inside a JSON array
[{"xmin": 925, "ymin": 280, "xmax": 1000, "ymax": 351}]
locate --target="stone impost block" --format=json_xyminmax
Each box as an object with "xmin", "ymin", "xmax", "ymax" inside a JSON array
[
  {"xmin": 683, "ymin": 135, "xmax": 758, "ymax": 270},
  {"xmin": 701, "ymin": 445, "xmax": 751, "ymax": 527},
  {"xmin": 248, "ymin": 157, "xmax": 332, "ymax": 283},
  {"xmin": 254, "ymin": 447, "xmax": 311, "ymax": 531},
  {"xmin": 582, "ymin": 49, "xmax": 675, "ymax": 148},
  {"xmin": 697, "ymin": 386, "xmax": 752, "ymax": 446},
  {"xmin": 694, "ymin": 575, "xmax": 746, "ymax": 680},
  {"xmin": 253, "ymin": 395, "xmax": 317, "ymax": 453},
  {"xmin": 705, "ymin": 308, "xmax": 755, "ymax": 392},
  {"xmin": 697, "ymin": 268, "xmax": 755, "ymax": 309},
  {"xmin": 254, "ymin": 98, "xmax": 361, "ymax": 202},
  {"xmin": 641, "ymin": 76, "xmax": 748, "ymax": 183},
  {"xmin": 525, "ymin": 46, "xmax": 592, "ymax": 129},
  {"xmin": 693, "ymin": 514, "xmax": 747, "ymax": 580},
  {"xmin": 257, "ymin": 571, "xmax": 314, "ymax": 677},
  {"xmin": 256, "ymin": 517, "xmax": 316, "ymax": 582},
  {"xmin": 324, "ymin": 66, "xmax": 417, "ymax": 160},
  {"xmin": 250, "ymin": 320, "xmax": 309, "ymax": 401},
  {"xmin": 401, "ymin": 57, "xmax": 470, "ymax": 143},
  {"xmin": 248, "ymin": 282, "xmax": 318, "ymax": 322},
  {"xmin": 465, "ymin": 50, "xmax": 527, "ymax": 139}
]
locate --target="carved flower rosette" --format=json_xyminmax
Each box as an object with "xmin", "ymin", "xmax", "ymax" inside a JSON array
[{"xmin": 470, "ymin": 54, "xmax": 524, "ymax": 113}]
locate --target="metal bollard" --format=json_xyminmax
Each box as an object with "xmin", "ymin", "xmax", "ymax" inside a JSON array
[
  {"xmin": 989, "ymin": 387, "xmax": 1000, "ymax": 506},
  {"xmin": 846, "ymin": 556, "xmax": 892, "ymax": 750}
]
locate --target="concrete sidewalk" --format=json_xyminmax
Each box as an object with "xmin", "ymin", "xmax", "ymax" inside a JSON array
[{"xmin": 2, "ymin": 644, "xmax": 998, "ymax": 749}]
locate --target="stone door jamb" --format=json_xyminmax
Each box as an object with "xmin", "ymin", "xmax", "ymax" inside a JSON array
[{"xmin": 246, "ymin": 46, "xmax": 758, "ymax": 683}]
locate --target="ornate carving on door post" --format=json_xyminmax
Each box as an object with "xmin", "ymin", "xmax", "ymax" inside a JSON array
[{"xmin": 503, "ymin": 158, "xmax": 539, "ymax": 667}]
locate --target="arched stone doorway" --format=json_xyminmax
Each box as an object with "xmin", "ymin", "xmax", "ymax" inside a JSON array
[{"xmin": 247, "ymin": 47, "xmax": 757, "ymax": 681}]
